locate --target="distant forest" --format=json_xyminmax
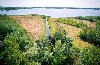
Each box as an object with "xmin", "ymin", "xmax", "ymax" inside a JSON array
[{"xmin": 0, "ymin": 6, "xmax": 100, "ymax": 11}]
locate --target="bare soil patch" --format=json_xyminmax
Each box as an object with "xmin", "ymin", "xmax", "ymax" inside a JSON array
[{"xmin": 10, "ymin": 15, "xmax": 45, "ymax": 39}]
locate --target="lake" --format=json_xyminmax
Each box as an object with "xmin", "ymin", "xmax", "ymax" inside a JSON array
[{"xmin": 0, "ymin": 8, "xmax": 100, "ymax": 18}]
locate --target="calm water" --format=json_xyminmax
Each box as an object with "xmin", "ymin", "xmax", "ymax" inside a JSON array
[
  {"xmin": 46, "ymin": 18, "xmax": 50, "ymax": 37},
  {"xmin": 0, "ymin": 8, "xmax": 100, "ymax": 18}
]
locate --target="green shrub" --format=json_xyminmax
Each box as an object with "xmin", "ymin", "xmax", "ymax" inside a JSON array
[
  {"xmin": 80, "ymin": 21, "xmax": 100, "ymax": 46},
  {"xmin": 25, "ymin": 39, "xmax": 73, "ymax": 65},
  {"xmin": 0, "ymin": 35, "xmax": 29, "ymax": 65},
  {"xmin": 0, "ymin": 15, "xmax": 32, "ymax": 51},
  {"xmin": 72, "ymin": 47, "xmax": 80, "ymax": 65},
  {"xmin": 76, "ymin": 16, "xmax": 100, "ymax": 22},
  {"xmin": 24, "ymin": 26, "xmax": 73, "ymax": 65},
  {"xmin": 57, "ymin": 18, "xmax": 87, "ymax": 28},
  {"xmin": 78, "ymin": 46, "xmax": 100, "ymax": 65},
  {"xmin": 0, "ymin": 15, "xmax": 33, "ymax": 65}
]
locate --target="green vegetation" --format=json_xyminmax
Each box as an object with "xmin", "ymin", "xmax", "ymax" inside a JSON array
[
  {"xmin": 0, "ymin": 15, "xmax": 32, "ymax": 51},
  {"xmin": 0, "ymin": 15, "xmax": 74, "ymax": 65},
  {"xmin": 0, "ymin": 7, "xmax": 17, "ymax": 11},
  {"xmin": 0, "ymin": 15, "xmax": 32, "ymax": 65},
  {"xmin": 48, "ymin": 16, "xmax": 100, "ymax": 65},
  {"xmin": 24, "ymin": 26, "xmax": 73, "ymax": 65},
  {"xmin": 0, "ymin": 7, "xmax": 33, "ymax": 11},
  {"xmin": 78, "ymin": 46, "xmax": 100, "ymax": 65},
  {"xmin": 57, "ymin": 18, "xmax": 87, "ymax": 28},
  {"xmin": 76, "ymin": 16, "xmax": 100, "ymax": 22},
  {"xmin": 0, "ymin": 35, "xmax": 29, "ymax": 65},
  {"xmin": 80, "ymin": 21, "xmax": 100, "ymax": 46},
  {"xmin": 0, "ymin": 15, "xmax": 100, "ymax": 65}
]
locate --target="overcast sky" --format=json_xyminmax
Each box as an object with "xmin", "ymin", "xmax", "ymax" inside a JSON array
[{"xmin": 0, "ymin": 0, "xmax": 100, "ymax": 8}]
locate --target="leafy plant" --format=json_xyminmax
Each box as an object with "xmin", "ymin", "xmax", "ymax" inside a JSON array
[
  {"xmin": 0, "ymin": 34, "xmax": 29, "ymax": 65},
  {"xmin": 57, "ymin": 18, "xmax": 87, "ymax": 28},
  {"xmin": 80, "ymin": 21, "xmax": 100, "ymax": 46},
  {"xmin": 24, "ymin": 26, "xmax": 73, "ymax": 65},
  {"xmin": 0, "ymin": 15, "xmax": 32, "ymax": 51},
  {"xmin": 0, "ymin": 15, "xmax": 33, "ymax": 65},
  {"xmin": 78, "ymin": 46, "xmax": 100, "ymax": 65},
  {"xmin": 76, "ymin": 16, "xmax": 100, "ymax": 22}
]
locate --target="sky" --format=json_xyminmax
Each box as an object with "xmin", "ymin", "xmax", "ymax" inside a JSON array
[{"xmin": 0, "ymin": 0, "xmax": 100, "ymax": 8}]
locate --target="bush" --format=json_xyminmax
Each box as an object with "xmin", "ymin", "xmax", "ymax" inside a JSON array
[
  {"xmin": 24, "ymin": 26, "xmax": 73, "ymax": 65},
  {"xmin": 0, "ymin": 15, "xmax": 33, "ymax": 65},
  {"xmin": 0, "ymin": 35, "xmax": 29, "ymax": 65},
  {"xmin": 80, "ymin": 21, "xmax": 100, "ymax": 46},
  {"xmin": 0, "ymin": 15, "xmax": 32, "ymax": 51},
  {"xmin": 57, "ymin": 18, "xmax": 87, "ymax": 28},
  {"xmin": 72, "ymin": 47, "xmax": 80, "ymax": 65},
  {"xmin": 76, "ymin": 16, "xmax": 100, "ymax": 22},
  {"xmin": 78, "ymin": 46, "xmax": 100, "ymax": 65},
  {"xmin": 25, "ymin": 40, "xmax": 73, "ymax": 65}
]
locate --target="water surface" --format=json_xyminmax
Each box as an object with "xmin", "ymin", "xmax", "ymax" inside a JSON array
[
  {"xmin": 46, "ymin": 18, "xmax": 50, "ymax": 37},
  {"xmin": 0, "ymin": 8, "xmax": 100, "ymax": 18}
]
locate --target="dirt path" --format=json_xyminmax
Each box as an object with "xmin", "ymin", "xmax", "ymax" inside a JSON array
[{"xmin": 11, "ymin": 15, "xmax": 45, "ymax": 39}]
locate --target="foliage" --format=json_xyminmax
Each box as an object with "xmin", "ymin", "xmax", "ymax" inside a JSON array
[
  {"xmin": 57, "ymin": 18, "xmax": 87, "ymax": 28},
  {"xmin": 78, "ymin": 46, "xmax": 100, "ymax": 65},
  {"xmin": 0, "ymin": 15, "xmax": 100, "ymax": 65},
  {"xmin": 0, "ymin": 15, "xmax": 32, "ymax": 51},
  {"xmin": 0, "ymin": 7, "xmax": 17, "ymax": 11},
  {"xmin": 80, "ymin": 21, "xmax": 100, "ymax": 46},
  {"xmin": 0, "ymin": 15, "xmax": 33, "ymax": 65},
  {"xmin": 76, "ymin": 16, "xmax": 100, "ymax": 22},
  {"xmin": 71, "ymin": 47, "xmax": 80, "ymax": 65},
  {"xmin": 0, "ymin": 35, "xmax": 29, "ymax": 65},
  {"xmin": 54, "ymin": 26, "xmax": 66, "ymax": 41},
  {"xmin": 0, "ymin": 15, "xmax": 19, "ymax": 40},
  {"xmin": 24, "ymin": 26, "xmax": 73, "ymax": 65},
  {"xmin": 54, "ymin": 26, "xmax": 73, "ymax": 44}
]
